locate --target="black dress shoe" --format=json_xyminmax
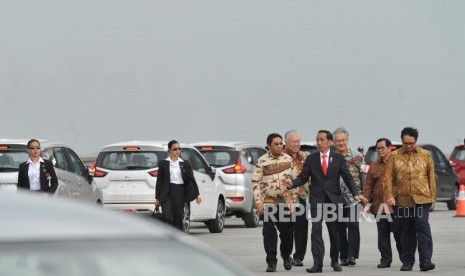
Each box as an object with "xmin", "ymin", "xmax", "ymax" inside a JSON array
[
  {"xmin": 331, "ymin": 261, "xmax": 342, "ymax": 272},
  {"xmin": 293, "ymin": 259, "xmax": 303, "ymax": 266},
  {"xmin": 266, "ymin": 264, "xmax": 276, "ymax": 272},
  {"xmin": 348, "ymin": 257, "xmax": 356, "ymax": 266},
  {"xmin": 420, "ymin": 262, "xmax": 435, "ymax": 271},
  {"xmin": 400, "ymin": 264, "xmax": 413, "ymax": 271},
  {"xmin": 306, "ymin": 265, "xmax": 323, "ymax": 273},
  {"xmin": 340, "ymin": 259, "xmax": 349, "ymax": 266},
  {"xmin": 283, "ymin": 257, "xmax": 293, "ymax": 271},
  {"xmin": 377, "ymin": 262, "xmax": 391, "ymax": 268}
]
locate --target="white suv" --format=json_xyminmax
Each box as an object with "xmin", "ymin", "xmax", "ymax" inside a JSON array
[
  {"xmin": 92, "ymin": 141, "xmax": 226, "ymax": 233},
  {"xmin": 192, "ymin": 141, "xmax": 267, "ymax": 228},
  {"xmin": 0, "ymin": 139, "xmax": 103, "ymax": 204}
]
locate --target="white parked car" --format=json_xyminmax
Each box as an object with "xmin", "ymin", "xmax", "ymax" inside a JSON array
[
  {"xmin": 92, "ymin": 141, "xmax": 226, "ymax": 233},
  {"xmin": 192, "ymin": 141, "xmax": 267, "ymax": 228},
  {"xmin": 0, "ymin": 139, "xmax": 103, "ymax": 204}
]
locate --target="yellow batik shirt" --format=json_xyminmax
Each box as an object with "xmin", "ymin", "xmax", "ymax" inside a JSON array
[
  {"xmin": 383, "ymin": 146, "xmax": 436, "ymax": 207},
  {"xmin": 252, "ymin": 152, "xmax": 295, "ymax": 204}
]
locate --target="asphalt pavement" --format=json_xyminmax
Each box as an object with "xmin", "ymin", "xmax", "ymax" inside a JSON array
[{"xmin": 190, "ymin": 202, "xmax": 465, "ymax": 276}]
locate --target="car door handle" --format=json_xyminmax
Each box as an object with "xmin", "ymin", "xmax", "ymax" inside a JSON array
[{"xmin": 202, "ymin": 180, "xmax": 206, "ymax": 183}]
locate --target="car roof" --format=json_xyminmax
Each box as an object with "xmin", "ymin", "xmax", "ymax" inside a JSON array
[
  {"xmin": 100, "ymin": 141, "xmax": 196, "ymax": 152},
  {"xmin": 300, "ymin": 141, "xmax": 317, "ymax": 146},
  {"xmin": 0, "ymin": 138, "xmax": 68, "ymax": 149},
  {"xmin": 191, "ymin": 141, "xmax": 263, "ymax": 149},
  {"xmin": 0, "ymin": 191, "xmax": 172, "ymax": 243},
  {"xmin": 0, "ymin": 192, "xmax": 252, "ymax": 275}
]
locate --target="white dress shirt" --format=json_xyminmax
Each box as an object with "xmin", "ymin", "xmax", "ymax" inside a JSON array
[
  {"xmin": 27, "ymin": 157, "xmax": 44, "ymax": 191},
  {"xmin": 167, "ymin": 157, "xmax": 185, "ymax": 185}
]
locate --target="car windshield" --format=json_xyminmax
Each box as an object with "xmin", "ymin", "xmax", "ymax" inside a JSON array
[
  {"xmin": 0, "ymin": 151, "xmax": 29, "ymax": 171},
  {"xmin": 0, "ymin": 240, "xmax": 242, "ymax": 276},
  {"xmin": 197, "ymin": 150, "xmax": 238, "ymax": 168},
  {"xmin": 96, "ymin": 151, "xmax": 166, "ymax": 170}
]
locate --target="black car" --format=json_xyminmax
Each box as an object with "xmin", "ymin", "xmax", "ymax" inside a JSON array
[{"xmin": 365, "ymin": 143, "xmax": 459, "ymax": 210}]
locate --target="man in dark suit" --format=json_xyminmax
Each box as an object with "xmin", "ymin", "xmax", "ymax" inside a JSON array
[{"xmin": 282, "ymin": 130, "xmax": 367, "ymax": 273}]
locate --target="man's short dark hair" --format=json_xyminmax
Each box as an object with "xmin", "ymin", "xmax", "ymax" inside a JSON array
[
  {"xmin": 376, "ymin": 138, "xmax": 392, "ymax": 147},
  {"xmin": 318, "ymin": 130, "xmax": 333, "ymax": 141},
  {"xmin": 267, "ymin": 133, "xmax": 282, "ymax": 146},
  {"xmin": 401, "ymin": 127, "xmax": 419, "ymax": 140}
]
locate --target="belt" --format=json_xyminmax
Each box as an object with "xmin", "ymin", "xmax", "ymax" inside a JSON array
[{"xmin": 263, "ymin": 197, "xmax": 284, "ymax": 204}]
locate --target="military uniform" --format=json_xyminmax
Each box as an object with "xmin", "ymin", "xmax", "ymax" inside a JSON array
[{"xmin": 252, "ymin": 152, "xmax": 295, "ymax": 269}]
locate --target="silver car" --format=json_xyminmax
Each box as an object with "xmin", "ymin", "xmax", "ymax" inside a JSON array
[
  {"xmin": 0, "ymin": 192, "xmax": 251, "ymax": 276},
  {"xmin": 192, "ymin": 141, "xmax": 267, "ymax": 228},
  {"xmin": 0, "ymin": 139, "xmax": 103, "ymax": 203}
]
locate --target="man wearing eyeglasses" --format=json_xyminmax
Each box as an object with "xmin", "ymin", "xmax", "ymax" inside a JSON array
[
  {"xmin": 364, "ymin": 138, "xmax": 403, "ymax": 269},
  {"xmin": 252, "ymin": 133, "xmax": 295, "ymax": 272},
  {"xmin": 384, "ymin": 127, "xmax": 436, "ymax": 272}
]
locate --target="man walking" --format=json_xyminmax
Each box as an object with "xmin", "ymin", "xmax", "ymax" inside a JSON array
[
  {"xmin": 282, "ymin": 130, "xmax": 368, "ymax": 273},
  {"xmin": 284, "ymin": 130, "xmax": 309, "ymax": 267},
  {"xmin": 364, "ymin": 138, "xmax": 403, "ymax": 268},
  {"xmin": 384, "ymin": 127, "xmax": 436, "ymax": 271},
  {"xmin": 333, "ymin": 127, "xmax": 365, "ymax": 266},
  {"xmin": 253, "ymin": 133, "xmax": 295, "ymax": 272}
]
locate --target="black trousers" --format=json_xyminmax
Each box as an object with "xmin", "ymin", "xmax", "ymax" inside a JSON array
[
  {"xmin": 161, "ymin": 184, "xmax": 185, "ymax": 230},
  {"xmin": 395, "ymin": 204, "xmax": 433, "ymax": 266},
  {"xmin": 310, "ymin": 200, "xmax": 340, "ymax": 267},
  {"xmin": 263, "ymin": 204, "xmax": 293, "ymax": 266},
  {"xmin": 338, "ymin": 204, "xmax": 361, "ymax": 260},
  {"xmin": 293, "ymin": 198, "xmax": 309, "ymax": 261},
  {"xmin": 376, "ymin": 216, "xmax": 403, "ymax": 264}
]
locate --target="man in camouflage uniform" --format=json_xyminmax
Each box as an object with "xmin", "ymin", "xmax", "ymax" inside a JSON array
[
  {"xmin": 253, "ymin": 133, "xmax": 295, "ymax": 272},
  {"xmin": 333, "ymin": 127, "xmax": 365, "ymax": 267},
  {"xmin": 284, "ymin": 130, "xmax": 309, "ymax": 267}
]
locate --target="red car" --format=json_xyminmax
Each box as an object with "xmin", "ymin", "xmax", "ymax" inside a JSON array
[{"xmin": 450, "ymin": 142, "xmax": 465, "ymax": 186}]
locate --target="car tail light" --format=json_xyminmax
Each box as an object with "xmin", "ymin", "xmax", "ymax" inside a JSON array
[
  {"xmin": 200, "ymin": 146, "xmax": 213, "ymax": 151},
  {"xmin": 94, "ymin": 168, "xmax": 108, "ymax": 177},
  {"xmin": 123, "ymin": 146, "xmax": 140, "ymax": 151},
  {"xmin": 148, "ymin": 170, "xmax": 158, "ymax": 177},
  {"xmin": 222, "ymin": 156, "xmax": 246, "ymax": 174},
  {"xmin": 0, "ymin": 145, "xmax": 9, "ymax": 150},
  {"xmin": 229, "ymin": 197, "xmax": 244, "ymax": 202}
]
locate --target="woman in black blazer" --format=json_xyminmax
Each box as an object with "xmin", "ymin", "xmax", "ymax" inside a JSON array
[
  {"xmin": 17, "ymin": 139, "xmax": 58, "ymax": 195},
  {"xmin": 155, "ymin": 140, "xmax": 202, "ymax": 230}
]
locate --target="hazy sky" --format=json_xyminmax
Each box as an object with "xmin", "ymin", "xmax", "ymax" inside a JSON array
[{"xmin": 1, "ymin": 0, "xmax": 464, "ymax": 157}]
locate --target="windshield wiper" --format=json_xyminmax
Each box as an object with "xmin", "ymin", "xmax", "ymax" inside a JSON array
[{"xmin": 125, "ymin": 165, "xmax": 151, "ymax": 170}]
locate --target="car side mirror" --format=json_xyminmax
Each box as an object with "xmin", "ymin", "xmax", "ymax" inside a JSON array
[
  {"xmin": 86, "ymin": 167, "xmax": 94, "ymax": 184},
  {"xmin": 209, "ymin": 166, "xmax": 216, "ymax": 181}
]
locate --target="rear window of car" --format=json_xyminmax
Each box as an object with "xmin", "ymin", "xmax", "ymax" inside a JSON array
[
  {"xmin": 451, "ymin": 146, "xmax": 465, "ymax": 161},
  {"xmin": 0, "ymin": 151, "xmax": 29, "ymax": 171},
  {"xmin": 96, "ymin": 151, "xmax": 166, "ymax": 170},
  {"xmin": 365, "ymin": 144, "xmax": 402, "ymax": 164},
  {"xmin": 197, "ymin": 150, "xmax": 238, "ymax": 168}
]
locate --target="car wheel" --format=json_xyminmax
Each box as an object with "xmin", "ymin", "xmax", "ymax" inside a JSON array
[
  {"xmin": 207, "ymin": 199, "xmax": 225, "ymax": 233},
  {"xmin": 243, "ymin": 201, "xmax": 260, "ymax": 228},
  {"xmin": 183, "ymin": 202, "xmax": 191, "ymax": 233},
  {"xmin": 447, "ymin": 185, "xmax": 459, "ymax": 210}
]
